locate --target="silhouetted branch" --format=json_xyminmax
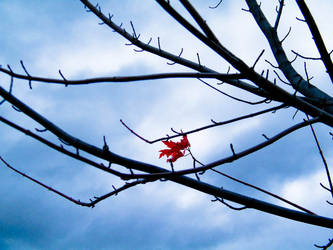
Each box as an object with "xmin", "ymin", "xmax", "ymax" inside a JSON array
[
  {"xmin": 273, "ymin": 0, "xmax": 284, "ymax": 30},
  {"xmin": 0, "ymin": 83, "xmax": 331, "ymax": 227},
  {"xmin": 179, "ymin": 0, "xmax": 222, "ymax": 46},
  {"xmin": 314, "ymin": 238, "xmax": 333, "ymax": 250},
  {"xmin": 245, "ymin": 0, "xmax": 333, "ymax": 114},
  {"xmin": 0, "ymin": 116, "xmax": 129, "ymax": 179},
  {"xmin": 188, "ymin": 149, "xmax": 315, "ymax": 214},
  {"xmin": 121, "ymin": 116, "xmax": 321, "ymax": 180},
  {"xmin": 121, "ymin": 103, "xmax": 287, "ymax": 144},
  {"xmin": 212, "ymin": 195, "xmax": 247, "ymax": 210},
  {"xmin": 307, "ymin": 115, "xmax": 333, "ymax": 198},
  {"xmin": 295, "ymin": 0, "xmax": 333, "ymax": 83},
  {"xmin": 0, "ymin": 67, "xmax": 246, "ymax": 85},
  {"xmin": 1, "ymin": 0, "xmax": 333, "ymax": 238},
  {"xmin": 209, "ymin": 0, "xmax": 223, "ymax": 9},
  {"xmin": 197, "ymin": 78, "xmax": 267, "ymax": 105},
  {"xmin": 0, "ymin": 156, "xmax": 151, "ymax": 208}
]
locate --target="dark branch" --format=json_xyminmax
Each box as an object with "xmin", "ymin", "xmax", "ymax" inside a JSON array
[
  {"xmin": 245, "ymin": 0, "xmax": 333, "ymax": 115},
  {"xmin": 314, "ymin": 238, "xmax": 333, "ymax": 250},
  {"xmin": 0, "ymin": 156, "xmax": 151, "ymax": 208},
  {"xmin": 121, "ymin": 116, "xmax": 321, "ymax": 181},
  {"xmin": 307, "ymin": 115, "xmax": 333, "ymax": 198},
  {"xmin": 0, "ymin": 84, "xmax": 331, "ymax": 227},
  {"xmin": 295, "ymin": 0, "xmax": 333, "ymax": 83},
  {"xmin": 0, "ymin": 67, "xmax": 245, "ymax": 85},
  {"xmin": 121, "ymin": 103, "xmax": 287, "ymax": 144},
  {"xmin": 197, "ymin": 78, "xmax": 267, "ymax": 105},
  {"xmin": 274, "ymin": 0, "xmax": 284, "ymax": 30}
]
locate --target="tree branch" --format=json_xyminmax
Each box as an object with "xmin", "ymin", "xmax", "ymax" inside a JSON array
[
  {"xmin": 179, "ymin": 0, "xmax": 222, "ymax": 46},
  {"xmin": 121, "ymin": 116, "xmax": 322, "ymax": 180},
  {"xmin": 0, "ymin": 67, "xmax": 244, "ymax": 85},
  {"xmin": 0, "ymin": 85, "xmax": 331, "ymax": 228},
  {"xmin": 82, "ymin": 0, "xmax": 333, "ymax": 126},
  {"xmin": 121, "ymin": 103, "xmax": 287, "ymax": 144},
  {"xmin": 307, "ymin": 115, "xmax": 333, "ymax": 198},
  {"xmin": 295, "ymin": 0, "xmax": 333, "ymax": 83},
  {"xmin": 274, "ymin": 0, "xmax": 284, "ymax": 30},
  {"xmin": 245, "ymin": 0, "xmax": 333, "ymax": 110},
  {"xmin": 0, "ymin": 156, "xmax": 151, "ymax": 208}
]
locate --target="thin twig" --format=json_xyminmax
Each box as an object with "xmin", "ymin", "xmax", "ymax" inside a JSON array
[
  {"xmin": 188, "ymin": 149, "xmax": 315, "ymax": 214},
  {"xmin": 0, "ymin": 155, "xmax": 151, "ymax": 208},
  {"xmin": 121, "ymin": 116, "xmax": 320, "ymax": 180},
  {"xmin": 121, "ymin": 104, "xmax": 286, "ymax": 144},
  {"xmin": 274, "ymin": 0, "xmax": 284, "ymax": 30},
  {"xmin": 306, "ymin": 114, "xmax": 333, "ymax": 198},
  {"xmin": 209, "ymin": 0, "xmax": 223, "ymax": 9},
  {"xmin": 198, "ymin": 78, "xmax": 267, "ymax": 105},
  {"xmin": 314, "ymin": 238, "xmax": 333, "ymax": 250},
  {"xmin": 295, "ymin": 0, "xmax": 333, "ymax": 83}
]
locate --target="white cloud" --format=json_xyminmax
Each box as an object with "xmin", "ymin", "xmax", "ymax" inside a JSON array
[{"xmin": 278, "ymin": 167, "xmax": 333, "ymax": 215}]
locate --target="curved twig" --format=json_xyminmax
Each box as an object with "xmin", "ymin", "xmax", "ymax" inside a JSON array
[{"xmin": 121, "ymin": 103, "xmax": 286, "ymax": 144}]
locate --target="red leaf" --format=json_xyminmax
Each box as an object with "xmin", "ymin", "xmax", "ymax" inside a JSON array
[
  {"xmin": 179, "ymin": 134, "xmax": 190, "ymax": 149},
  {"xmin": 159, "ymin": 134, "xmax": 190, "ymax": 163},
  {"xmin": 159, "ymin": 149, "xmax": 174, "ymax": 158}
]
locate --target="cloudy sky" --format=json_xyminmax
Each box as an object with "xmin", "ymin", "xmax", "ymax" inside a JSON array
[{"xmin": 0, "ymin": 0, "xmax": 332, "ymax": 249}]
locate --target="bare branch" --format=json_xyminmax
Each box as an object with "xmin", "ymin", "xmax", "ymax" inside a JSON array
[
  {"xmin": 188, "ymin": 149, "xmax": 315, "ymax": 214},
  {"xmin": 81, "ymin": 0, "xmax": 214, "ymax": 73},
  {"xmin": 2, "ymin": 0, "xmax": 333, "ymax": 238},
  {"xmin": 0, "ymin": 83, "xmax": 331, "ymax": 227},
  {"xmin": 212, "ymin": 195, "xmax": 247, "ymax": 210},
  {"xmin": 0, "ymin": 67, "xmax": 245, "ymax": 85},
  {"xmin": 0, "ymin": 156, "xmax": 85, "ymax": 205},
  {"xmin": 0, "ymin": 116, "xmax": 129, "ymax": 179},
  {"xmin": 274, "ymin": 0, "xmax": 284, "ymax": 30},
  {"xmin": 295, "ymin": 0, "xmax": 333, "ymax": 83},
  {"xmin": 209, "ymin": 0, "xmax": 223, "ymax": 9},
  {"xmin": 291, "ymin": 49, "xmax": 333, "ymax": 61},
  {"xmin": 314, "ymin": 238, "xmax": 333, "ymax": 250},
  {"xmin": 179, "ymin": 0, "xmax": 222, "ymax": 46},
  {"xmin": 121, "ymin": 103, "xmax": 287, "ymax": 144},
  {"xmin": 245, "ymin": 0, "xmax": 333, "ymax": 113},
  {"xmin": 20, "ymin": 60, "xmax": 32, "ymax": 89},
  {"xmin": 252, "ymin": 49, "xmax": 265, "ymax": 69},
  {"xmin": 0, "ymin": 156, "xmax": 151, "ymax": 208},
  {"xmin": 197, "ymin": 78, "xmax": 267, "ymax": 105},
  {"xmin": 307, "ymin": 114, "xmax": 333, "ymax": 198},
  {"xmin": 121, "ymin": 116, "xmax": 320, "ymax": 181},
  {"xmin": 280, "ymin": 26, "xmax": 291, "ymax": 43}
]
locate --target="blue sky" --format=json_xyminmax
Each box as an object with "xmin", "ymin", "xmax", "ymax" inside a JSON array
[{"xmin": 0, "ymin": 1, "xmax": 332, "ymax": 249}]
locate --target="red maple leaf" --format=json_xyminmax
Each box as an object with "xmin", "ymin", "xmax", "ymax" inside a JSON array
[{"xmin": 159, "ymin": 134, "xmax": 190, "ymax": 162}]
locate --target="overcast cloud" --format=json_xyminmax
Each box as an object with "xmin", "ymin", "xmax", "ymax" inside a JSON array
[{"xmin": 0, "ymin": 1, "xmax": 332, "ymax": 249}]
